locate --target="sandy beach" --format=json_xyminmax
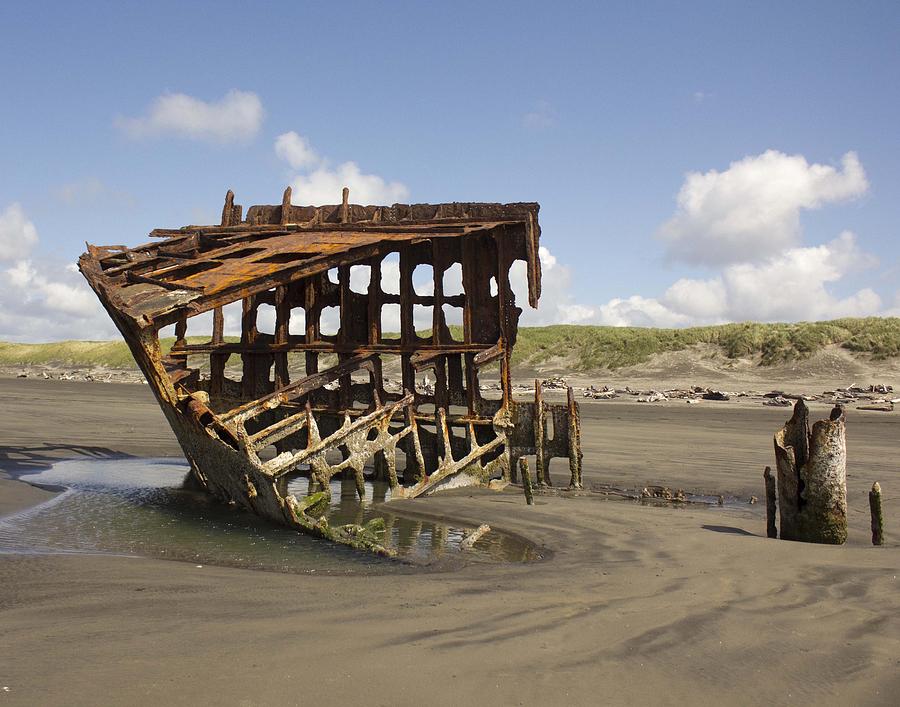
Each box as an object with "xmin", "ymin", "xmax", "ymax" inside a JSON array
[{"xmin": 1, "ymin": 377, "xmax": 898, "ymax": 706}]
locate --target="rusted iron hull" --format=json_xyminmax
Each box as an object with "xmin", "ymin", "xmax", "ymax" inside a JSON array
[{"xmin": 79, "ymin": 190, "xmax": 581, "ymax": 554}]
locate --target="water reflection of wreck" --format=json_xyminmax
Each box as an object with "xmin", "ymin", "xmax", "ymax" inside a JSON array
[{"xmin": 79, "ymin": 188, "xmax": 582, "ymax": 555}]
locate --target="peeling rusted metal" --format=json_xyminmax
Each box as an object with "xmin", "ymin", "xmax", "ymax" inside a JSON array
[{"xmin": 78, "ymin": 188, "xmax": 582, "ymax": 554}]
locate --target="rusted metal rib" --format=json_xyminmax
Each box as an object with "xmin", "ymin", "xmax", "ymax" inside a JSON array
[
  {"xmin": 221, "ymin": 354, "xmax": 377, "ymax": 425},
  {"xmin": 266, "ymin": 394, "xmax": 414, "ymax": 478}
]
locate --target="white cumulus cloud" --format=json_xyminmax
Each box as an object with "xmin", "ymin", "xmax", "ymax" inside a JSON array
[
  {"xmin": 291, "ymin": 162, "xmax": 409, "ymax": 206},
  {"xmin": 512, "ymin": 247, "xmax": 596, "ymax": 326},
  {"xmin": 0, "ymin": 204, "xmax": 115, "ymax": 342},
  {"xmin": 883, "ymin": 292, "xmax": 900, "ymax": 317},
  {"xmin": 274, "ymin": 131, "xmax": 320, "ymax": 170},
  {"xmin": 660, "ymin": 150, "xmax": 869, "ymax": 266},
  {"xmin": 713, "ymin": 231, "xmax": 878, "ymax": 321},
  {"xmin": 662, "ymin": 277, "xmax": 727, "ymax": 321},
  {"xmin": 598, "ymin": 231, "xmax": 882, "ymax": 327},
  {"xmin": 0, "ymin": 259, "xmax": 116, "ymax": 341},
  {"xmin": 569, "ymin": 150, "xmax": 887, "ymax": 328},
  {"xmin": 275, "ymin": 131, "xmax": 409, "ymax": 206},
  {"xmin": 0, "ymin": 203, "xmax": 39, "ymax": 261},
  {"xmin": 116, "ymin": 89, "xmax": 264, "ymax": 143},
  {"xmin": 517, "ymin": 150, "xmax": 886, "ymax": 329},
  {"xmin": 596, "ymin": 295, "xmax": 690, "ymax": 328}
]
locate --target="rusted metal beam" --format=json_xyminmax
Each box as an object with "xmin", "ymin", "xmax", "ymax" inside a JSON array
[
  {"xmin": 125, "ymin": 270, "xmax": 204, "ymax": 292},
  {"xmin": 170, "ymin": 341, "xmax": 492, "ymax": 356}
]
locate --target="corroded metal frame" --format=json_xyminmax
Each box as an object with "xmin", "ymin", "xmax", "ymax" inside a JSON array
[{"xmin": 79, "ymin": 188, "xmax": 581, "ymax": 555}]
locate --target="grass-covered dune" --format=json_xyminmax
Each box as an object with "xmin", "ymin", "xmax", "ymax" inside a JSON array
[
  {"xmin": 511, "ymin": 317, "xmax": 900, "ymax": 370},
  {"xmin": 1, "ymin": 317, "xmax": 898, "ymax": 372}
]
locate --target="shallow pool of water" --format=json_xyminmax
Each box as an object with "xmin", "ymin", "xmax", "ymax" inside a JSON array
[{"xmin": 0, "ymin": 459, "xmax": 539, "ymax": 574}]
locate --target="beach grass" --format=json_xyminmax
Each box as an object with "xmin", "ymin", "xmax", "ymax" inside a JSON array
[
  {"xmin": 1, "ymin": 317, "xmax": 898, "ymax": 371},
  {"xmin": 512, "ymin": 318, "xmax": 900, "ymax": 369}
]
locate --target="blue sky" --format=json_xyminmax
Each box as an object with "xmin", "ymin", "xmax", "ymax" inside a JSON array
[{"xmin": 1, "ymin": 1, "xmax": 898, "ymax": 340}]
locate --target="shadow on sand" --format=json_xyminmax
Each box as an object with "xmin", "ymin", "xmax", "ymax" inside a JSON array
[
  {"xmin": 0, "ymin": 443, "xmax": 135, "ymax": 478},
  {"xmin": 701, "ymin": 524, "xmax": 758, "ymax": 537}
]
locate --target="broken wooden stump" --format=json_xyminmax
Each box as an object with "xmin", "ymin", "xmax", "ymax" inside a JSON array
[
  {"xmin": 870, "ymin": 482, "xmax": 884, "ymax": 546},
  {"xmin": 520, "ymin": 457, "xmax": 534, "ymax": 505},
  {"xmin": 774, "ymin": 400, "xmax": 848, "ymax": 544},
  {"xmin": 763, "ymin": 466, "xmax": 777, "ymax": 539}
]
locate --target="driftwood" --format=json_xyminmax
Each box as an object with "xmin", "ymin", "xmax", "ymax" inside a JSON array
[
  {"xmin": 763, "ymin": 396, "xmax": 792, "ymax": 407},
  {"xmin": 774, "ymin": 400, "xmax": 848, "ymax": 544},
  {"xmin": 702, "ymin": 390, "xmax": 730, "ymax": 401}
]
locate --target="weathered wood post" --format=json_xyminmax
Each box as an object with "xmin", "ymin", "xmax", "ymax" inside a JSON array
[
  {"xmin": 870, "ymin": 482, "xmax": 884, "ymax": 546},
  {"xmin": 774, "ymin": 400, "xmax": 848, "ymax": 544},
  {"xmin": 520, "ymin": 457, "xmax": 534, "ymax": 505},
  {"xmin": 763, "ymin": 466, "xmax": 777, "ymax": 538}
]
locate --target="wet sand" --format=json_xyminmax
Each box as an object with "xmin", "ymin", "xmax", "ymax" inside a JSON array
[{"xmin": 1, "ymin": 378, "xmax": 898, "ymax": 706}]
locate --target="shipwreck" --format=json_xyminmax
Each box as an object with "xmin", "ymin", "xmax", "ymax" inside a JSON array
[{"xmin": 79, "ymin": 188, "xmax": 582, "ymax": 555}]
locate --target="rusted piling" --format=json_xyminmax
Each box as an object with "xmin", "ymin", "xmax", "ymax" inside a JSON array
[
  {"xmin": 520, "ymin": 457, "xmax": 534, "ymax": 505},
  {"xmin": 870, "ymin": 482, "xmax": 884, "ymax": 546},
  {"xmin": 764, "ymin": 466, "xmax": 777, "ymax": 538},
  {"xmin": 567, "ymin": 386, "xmax": 583, "ymax": 489},
  {"xmin": 774, "ymin": 400, "xmax": 848, "ymax": 544},
  {"xmin": 534, "ymin": 379, "xmax": 548, "ymax": 486}
]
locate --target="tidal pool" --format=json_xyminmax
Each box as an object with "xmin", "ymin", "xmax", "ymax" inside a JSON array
[{"xmin": 0, "ymin": 458, "xmax": 540, "ymax": 574}]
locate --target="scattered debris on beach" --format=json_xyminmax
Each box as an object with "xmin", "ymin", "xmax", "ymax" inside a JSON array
[
  {"xmin": 575, "ymin": 381, "xmax": 897, "ymax": 412},
  {"xmin": 583, "ymin": 384, "xmax": 618, "ymax": 399},
  {"xmin": 541, "ymin": 375, "xmax": 568, "ymax": 390},
  {"xmin": 640, "ymin": 485, "xmax": 686, "ymax": 502},
  {"xmin": 10, "ymin": 361, "xmax": 896, "ymax": 415},
  {"xmin": 9, "ymin": 367, "xmax": 148, "ymax": 384}
]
